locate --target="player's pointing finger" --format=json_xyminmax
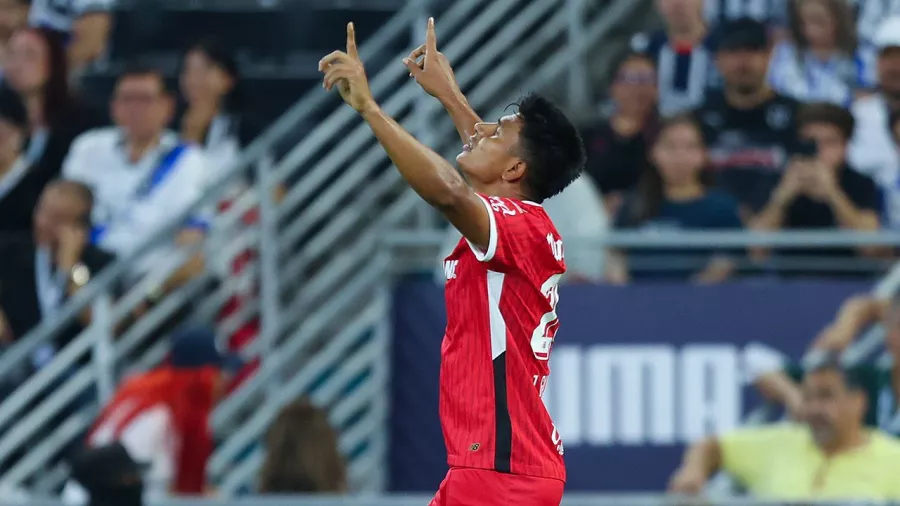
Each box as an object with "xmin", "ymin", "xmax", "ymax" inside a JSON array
[
  {"xmin": 347, "ymin": 22, "xmax": 359, "ymax": 59},
  {"xmin": 426, "ymin": 17, "xmax": 437, "ymax": 52}
]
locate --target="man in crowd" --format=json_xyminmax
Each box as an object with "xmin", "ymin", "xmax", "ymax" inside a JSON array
[
  {"xmin": 695, "ymin": 17, "xmax": 801, "ymax": 219},
  {"xmin": 0, "ymin": 180, "xmax": 113, "ymax": 394},
  {"xmin": 669, "ymin": 358, "xmax": 900, "ymax": 499},
  {"xmin": 69, "ymin": 442, "xmax": 144, "ymax": 506},
  {"xmin": 751, "ymin": 103, "xmax": 881, "ymax": 263},
  {"xmin": 849, "ymin": 16, "xmax": 900, "ymax": 229},
  {"xmin": 632, "ymin": 0, "xmax": 718, "ymax": 115},
  {"xmin": 62, "ymin": 63, "xmax": 207, "ymax": 309},
  {"xmin": 755, "ymin": 292, "xmax": 900, "ymax": 436}
]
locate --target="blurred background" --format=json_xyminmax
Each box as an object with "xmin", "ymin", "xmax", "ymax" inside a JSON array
[{"xmin": 1, "ymin": 0, "xmax": 900, "ymax": 505}]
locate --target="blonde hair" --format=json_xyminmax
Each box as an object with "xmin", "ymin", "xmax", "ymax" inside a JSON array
[{"xmin": 258, "ymin": 398, "xmax": 347, "ymax": 494}]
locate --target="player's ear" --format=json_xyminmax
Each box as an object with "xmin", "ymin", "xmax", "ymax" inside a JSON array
[{"xmin": 501, "ymin": 159, "xmax": 527, "ymax": 183}]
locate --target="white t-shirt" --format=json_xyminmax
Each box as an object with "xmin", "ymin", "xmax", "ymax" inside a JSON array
[
  {"xmin": 62, "ymin": 127, "xmax": 210, "ymax": 281},
  {"xmin": 768, "ymin": 41, "xmax": 877, "ymax": 106},
  {"xmin": 28, "ymin": 0, "xmax": 114, "ymax": 33},
  {"xmin": 848, "ymin": 94, "xmax": 900, "ymax": 229},
  {"xmin": 61, "ymin": 404, "xmax": 175, "ymax": 504}
]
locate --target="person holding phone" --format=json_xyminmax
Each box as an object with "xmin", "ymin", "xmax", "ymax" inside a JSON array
[{"xmin": 752, "ymin": 102, "xmax": 881, "ymax": 264}]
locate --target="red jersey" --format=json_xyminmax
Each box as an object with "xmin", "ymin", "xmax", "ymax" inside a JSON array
[{"xmin": 440, "ymin": 194, "xmax": 566, "ymax": 482}]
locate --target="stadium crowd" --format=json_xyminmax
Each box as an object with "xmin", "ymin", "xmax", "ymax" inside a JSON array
[{"xmin": 1, "ymin": 0, "xmax": 900, "ymax": 502}]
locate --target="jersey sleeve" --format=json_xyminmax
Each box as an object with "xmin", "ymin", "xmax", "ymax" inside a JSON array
[{"xmin": 466, "ymin": 194, "xmax": 553, "ymax": 270}]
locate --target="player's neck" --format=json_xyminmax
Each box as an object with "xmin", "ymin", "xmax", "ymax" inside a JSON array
[
  {"xmin": 819, "ymin": 427, "xmax": 867, "ymax": 457},
  {"xmin": 474, "ymin": 183, "xmax": 530, "ymax": 203}
]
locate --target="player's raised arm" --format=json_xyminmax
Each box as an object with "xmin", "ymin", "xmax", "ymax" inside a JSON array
[
  {"xmin": 404, "ymin": 18, "xmax": 481, "ymax": 146},
  {"xmin": 320, "ymin": 22, "xmax": 491, "ymax": 249}
]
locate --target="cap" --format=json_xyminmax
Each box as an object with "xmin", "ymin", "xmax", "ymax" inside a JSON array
[
  {"xmin": 0, "ymin": 87, "xmax": 28, "ymax": 129},
  {"xmin": 716, "ymin": 17, "xmax": 769, "ymax": 52},
  {"xmin": 169, "ymin": 325, "xmax": 243, "ymax": 371},
  {"xmin": 874, "ymin": 17, "xmax": 900, "ymax": 50}
]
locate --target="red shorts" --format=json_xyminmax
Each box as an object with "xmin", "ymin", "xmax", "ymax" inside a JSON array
[{"xmin": 428, "ymin": 467, "xmax": 564, "ymax": 506}]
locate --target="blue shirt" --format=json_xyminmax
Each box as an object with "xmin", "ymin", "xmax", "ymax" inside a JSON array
[{"xmin": 616, "ymin": 190, "xmax": 744, "ymax": 279}]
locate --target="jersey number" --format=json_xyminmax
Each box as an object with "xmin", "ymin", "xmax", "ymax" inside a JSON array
[{"xmin": 530, "ymin": 274, "xmax": 562, "ymax": 361}]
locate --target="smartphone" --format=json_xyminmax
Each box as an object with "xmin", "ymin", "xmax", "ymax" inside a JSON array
[{"xmin": 790, "ymin": 139, "xmax": 818, "ymax": 158}]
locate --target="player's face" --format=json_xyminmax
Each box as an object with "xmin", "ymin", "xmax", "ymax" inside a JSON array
[{"xmin": 456, "ymin": 114, "xmax": 525, "ymax": 187}]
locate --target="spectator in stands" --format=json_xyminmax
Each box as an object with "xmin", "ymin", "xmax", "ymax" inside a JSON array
[
  {"xmin": 258, "ymin": 397, "xmax": 347, "ymax": 494},
  {"xmin": 581, "ymin": 52, "xmax": 658, "ymax": 216},
  {"xmin": 178, "ymin": 38, "xmax": 258, "ymax": 181},
  {"xmin": 769, "ymin": 0, "xmax": 875, "ymax": 105},
  {"xmin": 68, "ymin": 443, "xmax": 144, "ymax": 506},
  {"xmin": 28, "ymin": 0, "xmax": 112, "ymax": 73},
  {"xmin": 0, "ymin": 85, "xmax": 47, "ymax": 235},
  {"xmin": 0, "ymin": 0, "xmax": 30, "ymax": 72},
  {"xmin": 752, "ymin": 103, "xmax": 880, "ymax": 262},
  {"xmin": 632, "ymin": 0, "xmax": 719, "ymax": 115},
  {"xmin": 756, "ymin": 294, "xmax": 900, "ymax": 436},
  {"xmin": 4, "ymin": 27, "xmax": 104, "ymax": 177},
  {"xmin": 695, "ymin": 17, "xmax": 801, "ymax": 218},
  {"xmin": 669, "ymin": 358, "xmax": 900, "ymax": 499},
  {"xmin": 848, "ymin": 16, "xmax": 900, "ymax": 226},
  {"xmin": 606, "ymin": 115, "xmax": 741, "ymax": 283},
  {"xmin": 62, "ymin": 326, "xmax": 237, "ymax": 502},
  {"xmin": 0, "ymin": 180, "xmax": 113, "ymax": 349},
  {"xmin": 62, "ymin": 63, "xmax": 208, "ymax": 301}
]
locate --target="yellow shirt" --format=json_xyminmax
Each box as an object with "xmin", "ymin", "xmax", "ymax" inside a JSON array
[{"xmin": 720, "ymin": 423, "xmax": 900, "ymax": 500}]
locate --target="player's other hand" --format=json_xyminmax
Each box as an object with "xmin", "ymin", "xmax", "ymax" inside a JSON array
[
  {"xmin": 404, "ymin": 17, "xmax": 461, "ymax": 101},
  {"xmin": 319, "ymin": 22, "xmax": 376, "ymax": 113},
  {"xmin": 667, "ymin": 466, "xmax": 707, "ymax": 495}
]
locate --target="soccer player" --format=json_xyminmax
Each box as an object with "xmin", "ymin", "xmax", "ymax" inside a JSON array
[{"xmin": 318, "ymin": 18, "xmax": 585, "ymax": 506}]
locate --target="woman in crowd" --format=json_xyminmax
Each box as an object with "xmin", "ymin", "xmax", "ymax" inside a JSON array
[
  {"xmin": 258, "ymin": 397, "xmax": 347, "ymax": 494},
  {"xmin": 768, "ymin": 0, "xmax": 875, "ymax": 106},
  {"xmin": 580, "ymin": 51, "xmax": 658, "ymax": 217},
  {"xmin": 3, "ymin": 27, "xmax": 103, "ymax": 178},
  {"xmin": 178, "ymin": 38, "xmax": 258, "ymax": 177},
  {"xmin": 606, "ymin": 115, "xmax": 742, "ymax": 284},
  {"xmin": 61, "ymin": 327, "xmax": 235, "ymax": 502}
]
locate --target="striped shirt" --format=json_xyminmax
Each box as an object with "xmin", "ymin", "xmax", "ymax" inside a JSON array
[
  {"xmin": 768, "ymin": 41, "xmax": 877, "ymax": 105},
  {"xmin": 632, "ymin": 30, "xmax": 721, "ymax": 116},
  {"xmin": 28, "ymin": 0, "xmax": 114, "ymax": 33}
]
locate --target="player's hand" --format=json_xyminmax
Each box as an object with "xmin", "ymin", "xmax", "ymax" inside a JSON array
[
  {"xmin": 667, "ymin": 466, "xmax": 707, "ymax": 495},
  {"xmin": 404, "ymin": 17, "xmax": 462, "ymax": 102},
  {"xmin": 319, "ymin": 22, "xmax": 376, "ymax": 113}
]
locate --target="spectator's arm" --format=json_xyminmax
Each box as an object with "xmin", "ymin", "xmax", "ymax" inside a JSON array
[
  {"xmin": 827, "ymin": 187, "xmax": 879, "ymax": 232},
  {"xmin": 754, "ymin": 370, "xmax": 803, "ymax": 418},
  {"xmin": 668, "ymin": 437, "xmax": 721, "ymax": 494},
  {"xmin": 158, "ymin": 228, "xmax": 206, "ymax": 292},
  {"xmin": 604, "ymin": 250, "xmax": 629, "ymax": 285},
  {"xmin": 68, "ymin": 12, "xmax": 111, "ymax": 70},
  {"xmin": 810, "ymin": 295, "xmax": 888, "ymax": 350},
  {"xmin": 692, "ymin": 256, "xmax": 735, "ymax": 284}
]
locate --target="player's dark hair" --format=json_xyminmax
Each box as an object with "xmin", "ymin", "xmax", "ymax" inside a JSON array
[{"xmin": 515, "ymin": 94, "xmax": 585, "ymax": 202}]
